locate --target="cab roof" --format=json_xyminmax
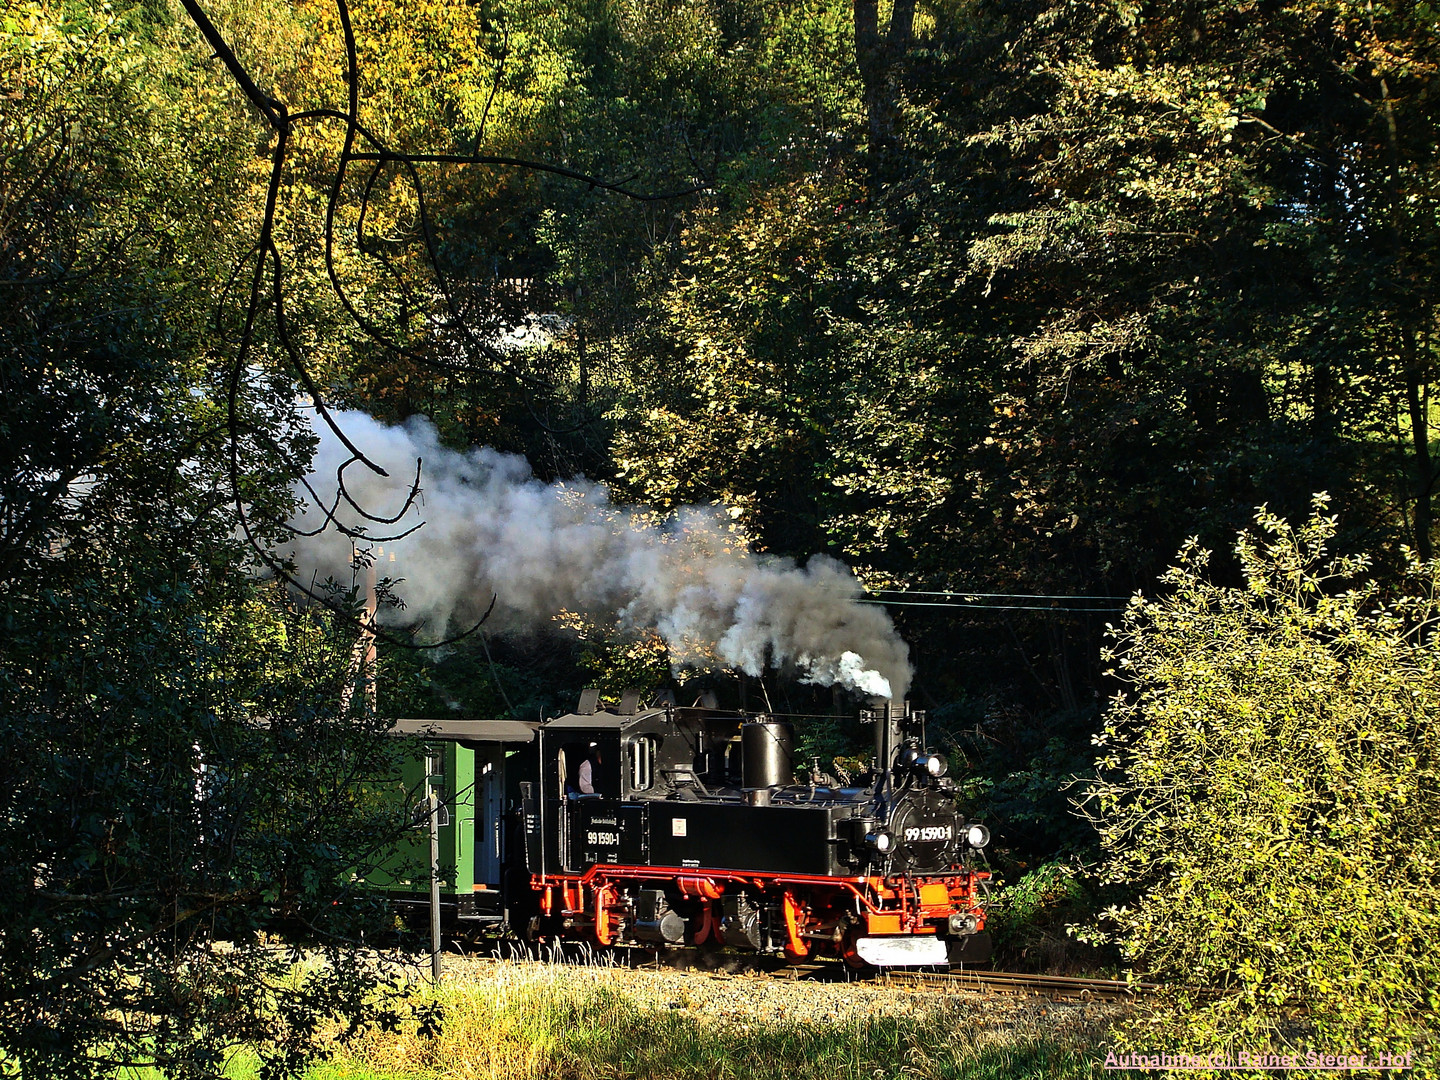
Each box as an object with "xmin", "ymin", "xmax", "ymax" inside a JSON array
[{"xmin": 542, "ymin": 710, "xmax": 663, "ymax": 731}]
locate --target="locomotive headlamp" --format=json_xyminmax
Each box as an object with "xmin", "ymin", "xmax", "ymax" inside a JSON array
[
  {"xmin": 917, "ymin": 752, "xmax": 949, "ymax": 778},
  {"xmin": 866, "ymin": 829, "xmax": 895, "ymax": 854},
  {"xmin": 966, "ymin": 823, "xmax": 991, "ymax": 849}
]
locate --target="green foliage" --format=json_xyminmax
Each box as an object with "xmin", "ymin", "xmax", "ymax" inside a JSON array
[
  {"xmin": 1084, "ymin": 497, "xmax": 1440, "ymax": 1053},
  {"xmin": 1, "ymin": 0, "xmax": 279, "ymax": 578},
  {"xmin": 790, "ymin": 709, "xmax": 868, "ymax": 775},
  {"xmin": 988, "ymin": 862, "xmax": 1085, "ymax": 936},
  {"xmin": 954, "ymin": 721, "xmax": 1107, "ymax": 862},
  {"xmin": 0, "ymin": 4, "xmax": 425, "ymax": 1076},
  {"xmin": 377, "ymin": 633, "xmax": 583, "ymax": 721},
  {"xmin": 571, "ymin": 628, "xmax": 673, "ymax": 701},
  {"xmin": 0, "ymin": 549, "xmax": 426, "ymax": 1079},
  {"xmin": 583, "ymin": 0, "xmax": 1440, "ymax": 722},
  {"xmin": 982, "ymin": 860, "xmax": 1114, "ymax": 974}
]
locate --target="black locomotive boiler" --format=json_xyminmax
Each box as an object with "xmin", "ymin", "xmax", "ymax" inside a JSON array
[{"xmin": 374, "ymin": 694, "xmax": 992, "ymax": 967}]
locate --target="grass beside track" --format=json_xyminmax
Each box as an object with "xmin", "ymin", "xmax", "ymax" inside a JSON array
[
  {"xmin": 121, "ymin": 962, "xmax": 1112, "ymax": 1080},
  {"xmin": 304, "ymin": 998, "xmax": 1099, "ymax": 1079},
  {"xmin": 323, "ymin": 965, "xmax": 1103, "ymax": 1080}
]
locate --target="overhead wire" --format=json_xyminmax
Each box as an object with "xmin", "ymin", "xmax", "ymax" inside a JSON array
[
  {"xmin": 865, "ymin": 588, "xmax": 1132, "ymax": 601},
  {"xmin": 858, "ymin": 599, "xmax": 1124, "ymax": 612},
  {"xmin": 851, "ymin": 586, "xmax": 1134, "ymax": 612}
]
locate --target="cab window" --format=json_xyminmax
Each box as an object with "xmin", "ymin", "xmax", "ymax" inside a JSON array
[{"xmin": 628, "ymin": 735, "xmax": 657, "ymax": 792}]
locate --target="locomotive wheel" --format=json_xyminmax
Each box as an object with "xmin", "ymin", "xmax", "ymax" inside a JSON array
[
  {"xmin": 521, "ymin": 913, "xmax": 567, "ymax": 948},
  {"xmin": 839, "ymin": 931, "xmax": 874, "ymax": 973}
]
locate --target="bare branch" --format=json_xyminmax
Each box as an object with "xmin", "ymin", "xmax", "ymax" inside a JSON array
[{"xmin": 180, "ymin": 0, "xmax": 709, "ymax": 647}]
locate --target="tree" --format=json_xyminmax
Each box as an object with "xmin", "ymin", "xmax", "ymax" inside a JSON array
[
  {"xmin": 0, "ymin": 574, "xmax": 424, "ymax": 1079},
  {"xmin": 853, "ymin": 0, "xmax": 916, "ymax": 158},
  {"xmin": 1, "ymin": 4, "xmax": 428, "ymax": 1076},
  {"xmin": 934, "ymin": 0, "xmax": 1440, "ymax": 557},
  {"xmin": 1084, "ymin": 498, "xmax": 1440, "ymax": 1053}
]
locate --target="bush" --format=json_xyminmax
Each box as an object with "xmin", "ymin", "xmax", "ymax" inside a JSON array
[
  {"xmin": 983, "ymin": 860, "xmax": 1114, "ymax": 974},
  {"xmin": 1082, "ymin": 497, "xmax": 1440, "ymax": 1055}
]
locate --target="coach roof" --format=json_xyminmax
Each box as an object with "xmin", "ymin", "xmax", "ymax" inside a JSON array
[{"xmin": 390, "ymin": 718, "xmax": 539, "ymax": 742}]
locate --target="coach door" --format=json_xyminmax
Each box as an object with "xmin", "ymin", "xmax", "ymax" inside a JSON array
[{"xmin": 473, "ymin": 745, "xmax": 505, "ymax": 887}]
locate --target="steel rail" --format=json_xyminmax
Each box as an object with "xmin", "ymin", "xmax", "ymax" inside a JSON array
[
  {"xmin": 882, "ymin": 968, "xmax": 1160, "ymax": 1001},
  {"xmin": 445, "ymin": 945, "xmax": 1158, "ymax": 1001}
]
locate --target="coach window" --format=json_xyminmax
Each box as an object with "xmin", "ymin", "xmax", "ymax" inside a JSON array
[
  {"xmin": 628, "ymin": 735, "xmax": 656, "ymax": 792},
  {"xmin": 424, "ymin": 747, "xmax": 445, "ymax": 781},
  {"xmin": 419, "ymin": 745, "xmax": 450, "ymax": 824}
]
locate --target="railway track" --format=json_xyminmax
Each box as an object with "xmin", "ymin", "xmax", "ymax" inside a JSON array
[
  {"xmin": 882, "ymin": 967, "xmax": 1159, "ymax": 1001},
  {"xmin": 452, "ymin": 941, "xmax": 1157, "ymax": 1002}
]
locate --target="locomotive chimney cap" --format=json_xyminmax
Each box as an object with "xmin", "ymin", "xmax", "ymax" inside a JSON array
[{"xmin": 861, "ymin": 698, "xmax": 909, "ymax": 721}]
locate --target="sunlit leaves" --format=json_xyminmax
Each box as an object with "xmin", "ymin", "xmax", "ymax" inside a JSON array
[{"xmin": 1085, "ymin": 499, "xmax": 1440, "ymax": 1052}]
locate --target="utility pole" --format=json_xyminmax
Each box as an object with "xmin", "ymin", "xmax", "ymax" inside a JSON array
[
  {"xmin": 361, "ymin": 552, "xmax": 378, "ymax": 713},
  {"xmin": 338, "ymin": 547, "xmax": 380, "ymax": 716},
  {"xmin": 428, "ymin": 787, "xmax": 442, "ymax": 982}
]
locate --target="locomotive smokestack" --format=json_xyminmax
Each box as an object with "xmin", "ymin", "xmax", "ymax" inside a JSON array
[
  {"xmin": 285, "ymin": 411, "xmax": 913, "ymax": 699},
  {"xmin": 866, "ymin": 698, "xmax": 906, "ymax": 797}
]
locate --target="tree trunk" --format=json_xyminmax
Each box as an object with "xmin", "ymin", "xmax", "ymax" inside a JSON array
[
  {"xmin": 1406, "ymin": 361, "xmax": 1434, "ymax": 560},
  {"xmin": 1371, "ymin": 55, "xmax": 1434, "ymax": 559},
  {"xmin": 853, "ymin": 0, "xmax": 915, "ymax": 157},
  {"xmin": 1313, "ymin": 360, "xmax": 1334, "ymax": 438},
  {"xmin": 889, "ymin": 0, "xmax": 916, "ymax": 49},
  {"xmin": 853, "ymin": 0, "xmax": 883, "ymax": 149}
]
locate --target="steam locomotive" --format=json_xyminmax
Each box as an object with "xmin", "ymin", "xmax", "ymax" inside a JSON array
[{"xmin": 373, "ymin": 694, "xmax": 992, "ymax": 968}]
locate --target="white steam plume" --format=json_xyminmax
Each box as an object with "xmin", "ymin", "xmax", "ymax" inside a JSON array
[{"xmin": 286, "ymin": 412, "xmax": 910, "ymax": 699}]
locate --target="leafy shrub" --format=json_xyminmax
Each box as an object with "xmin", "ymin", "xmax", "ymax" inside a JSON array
[
  {"xmin": 984, "ymin": 860, "xmax": 1113, "ymax": 974},
  {"xmin": 1082, "ymin": 498, "xmax": 1440, "ymax": 1054}
]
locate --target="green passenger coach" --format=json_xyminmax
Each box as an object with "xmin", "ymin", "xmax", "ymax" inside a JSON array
[{"xmin": 364, "ymin": 718, "xmax": 538, "ymax": 924}]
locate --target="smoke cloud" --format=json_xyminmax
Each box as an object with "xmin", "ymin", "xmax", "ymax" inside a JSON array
[{"xmin": 286, "ymin": 411, "xmax": 911, "ymax": 699}]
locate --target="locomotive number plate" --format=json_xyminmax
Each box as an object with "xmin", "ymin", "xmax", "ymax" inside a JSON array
[
  {"xmin": 904, "ymin": 825, "xmax": 953, "ymax": 842},
  {"xmin": 586, "ymin": 830, "xmax": 620, "ymax": 846}
]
